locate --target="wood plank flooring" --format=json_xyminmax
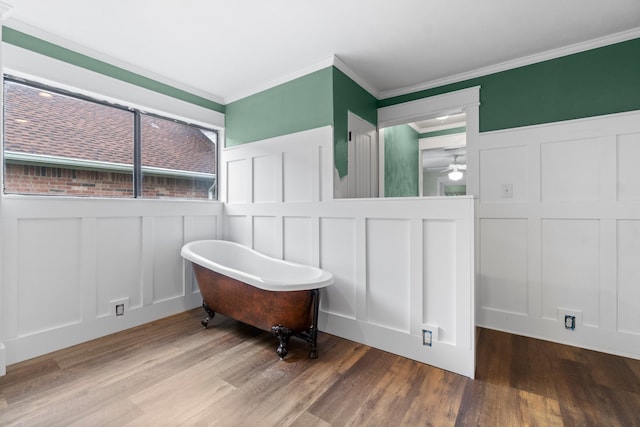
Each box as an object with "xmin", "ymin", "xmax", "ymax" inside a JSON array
[{"xmin": 1, "ymin": 308, "xmax": 639, "ymax": 426}]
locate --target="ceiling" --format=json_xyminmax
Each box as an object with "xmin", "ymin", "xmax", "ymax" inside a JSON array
[{"xmin": 3, "ymin": 1, "xmax": 640, "ymax": 104}]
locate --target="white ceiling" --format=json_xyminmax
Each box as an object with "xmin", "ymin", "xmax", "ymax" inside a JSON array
[{"xmin": 3, "ymin": 0, "xmax": 640, "ymax": 104}]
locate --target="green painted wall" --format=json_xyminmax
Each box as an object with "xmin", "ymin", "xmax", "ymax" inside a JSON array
[
  {"xmin": 384, "ymin": 124, "xmax": 419, "ymax": 197},
  {"xmin": 224, "ymin": 68, "xmax": 333, "ymax": 147},
  {"xmin": 2, "ymin": 27, "xmax": 225, "ymax": 113},
  {"xmin": 225, "ymin": 66, "xmax": 377, "ymax": 178},
  {"xmin": 379, "ymin": 38, "xmax": 640, "ymax": 132},
  {"xmin": 11, "ymin": 24, "xmax": 638, "ymax": 181},
  {"xmin": 333, "ymin": 67, "xmax": 378, "ymax": 177}
]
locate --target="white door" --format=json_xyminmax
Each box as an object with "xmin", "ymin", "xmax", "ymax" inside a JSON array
[{"xmin": 347, "ymin": 112, "xmax": 378, "ymax": 198}]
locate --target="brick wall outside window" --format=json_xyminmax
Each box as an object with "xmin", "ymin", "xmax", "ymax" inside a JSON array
[
  {"xmin": 4, "ymin": 164, "xmax": 211, "ymax": 199},
  {"xmin": 3, "ymin": 78, "xmax": 217, "ymax": 200}
]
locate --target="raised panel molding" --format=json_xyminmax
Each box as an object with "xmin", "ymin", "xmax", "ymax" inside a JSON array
[
  {"xmin": 319, "ymin": 218, "xmax": 357, "ymax": 318},
  {"xmin": 479, "ymin": 218, "xmax": 528, "ymax": 316},
  {"xmin": 17, "ymin": 218, "xmax": 82, "ymax": 336},
  {"xmin": 284, "ymin": 216, "xmax": 313, "ymax": 265},
  {"xmin": 476, "ymin": 110, "xmax": 640, "ymax": 360},
  {"xmin": 222, "ymin": 126, "xmax": 476, "ymax": 378},
  {"xmin": 541, "ymin": 138, "xmax": 600, "ymax": 202},
  {"xmin": 366, "ymin": 218, "xmax": 411, "ymax": 332},
  {"xmin": 2, "ymin": 198, "xmax": 222, "ymax": 366},
  {"xmin": 252, "ymin": 216, "xmax": 280, "ymax": 258},
  {"xmin": 541, "ymin": 219, "xmax": 600, "ymax": 326},
  {"xmin": 617, "ymin": 220, "xmax": 640, "ymax": 335},
  {"xmin": 617, "ymin": 132, "xmax": 640, "ymax": 201},
  {"xmin": 423, "ymin": 220, "xmax": 457, "ymax": 344},
  {"xmin": 252, "ymin": 154, "xmax": 280, "ymax": 203},
  {"xmin": 96, "ymin": 217, "xmax": 143, "ymax": 316},
  {"xmin": 479, "ymin": 146, "xmax": 528, "ymax": 203},
  {"xmin": 152, "ymin": 216, "xmax": 185, "ymax": 303},
  {"xmin": 226, "ymin": 158, "xmax": 249, "ymax": 204}
]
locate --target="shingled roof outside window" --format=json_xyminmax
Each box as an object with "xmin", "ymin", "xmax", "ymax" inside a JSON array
[{"xmin": 3, "ymin": 79, "xmax": 217, "ymax": 199}]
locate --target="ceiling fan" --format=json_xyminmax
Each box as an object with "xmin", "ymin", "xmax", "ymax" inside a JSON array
[{"xmin": 441, "ymin": 155, "xmax": 466, "ymax": 181}]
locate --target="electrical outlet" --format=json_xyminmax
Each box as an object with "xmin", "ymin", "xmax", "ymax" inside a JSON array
[
  {"xmin": 422, "ymin": 329, "xmax": 433, "ymax": 346},
  {"xmin": 558, "ymin": 308, "xmax": 581, "ymax": 331},
  {"xmin": 501, "ymin": 184, "xmax": 513, "ymax": 198},
  {"xmin": 110, "ymin": 298, "xmax": 129, "ymax": 317},
  {"xmin": 564, "ymin": 315, "xmax": 575, "ymax": 330}
]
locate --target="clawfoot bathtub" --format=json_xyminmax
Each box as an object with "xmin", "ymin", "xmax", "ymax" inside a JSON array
[{"xmin": 181, "ymin": 240, "xmax": 333, "ymax": 359}]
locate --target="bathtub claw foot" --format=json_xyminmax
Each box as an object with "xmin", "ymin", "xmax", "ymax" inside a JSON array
[
  {"xmin": 201, "ymin": 301, "xmax": 215, "ymax": 329},
  {"xmin": 272, "ymin": 325, "xmax": 292, "ymax": 360}
]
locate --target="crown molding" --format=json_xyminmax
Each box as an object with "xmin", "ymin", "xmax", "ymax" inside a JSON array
[
  {"xmin": 332, "ymin": 55, "xmax": 379, "ymax": 98},
  {"xmin": 380, "ymin": 26, "xmax": 640, "ymax": 100},
  {"xmin": 0, "ymin": 1, "xmax": 12, "ymax": 19},
  {"xmin": 225, "ymin": 54, "xmax": 379, "ymax": 104},
  {"xmin": 2, "ymin": 18, "xmax": 225, "ymax": 105},
  {"xmin": 228, "ymin": 25, "xmax": 640, "ymax": 104},
  {"xmin": 224, "ymin": 56, "xmax": 335, "ymax": 104}
]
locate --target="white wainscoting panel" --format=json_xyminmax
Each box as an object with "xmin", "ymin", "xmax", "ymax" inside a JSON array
[
  {"xmin": 184, "ymin": 214, "xmax": 220, "ymax": 295},
  {"xmin": 617, "ymin": 220, "xmax": 640, "ymax": 335},
  {"xmin": 221, "ymin": 125, "xmax": 476, "ymax": 378},
  {"xmin": 222, "ymin": 127, "xmax": 333, "ymax": 204},
  {"xmin": 617, "ymin": 132, "xmax": 640, "ymax": 201},
  {"xmin": 253, "ymin": 216, "xmax": 279, "ymax": 258},
  {"xmin": 283, "ymin": 150, "xmax": 313, "ymax": 203},
  {"xmin": 253, "ymin": 154, "xmax": 280, "ymax": 203},
  {"xmin": 1, "ymin": 198, "xmax": 222, "ymax": 368},
  {"xmin": 226, "ymin": 215, "xmax": 251, "ymax": 247},
  {"xmin": 475, "ymin": 110, "xmax": 640, "ymax": 360},
  {"xmin": 152, "ymin": 216, "xmax": 185, "ymax": 303},
  {"xmin": 319, "ymin": 217, "xmax": 357, "ymax": 318},
  {"xmin": 479, "ymin": 146, "xmax": 528, "ymax": 203},
  {"xmin": 541, "ymin": 138, "xmax": 600, "ymax": 203},
  {"xmin": 366, "ymin": 218, "xmax": 411, "ymax": 332},
  {"xmin": 226, "ymin": 159, "xmax": 249, "ymax": 204},
  {"xmin": 479, "ymin": 218, "xmax": 528, "ymax": 316},
  {"xmin": 423, "ymin": 220, "xmax": 457, "ymax": 344},
  {"xmin": 17, "ymin": 218, "xmax": 83, "ymax": 336},
  {"xmin": 284, "ymin": 216, "xmax": 314, "ymax": 265},
  {"xmin": 96, "ymin": 217, "xmax": 142, "ymax": 316},
  {"xmin": 541, "ymin": 219, "xmax": 600, "ymax": 326}
]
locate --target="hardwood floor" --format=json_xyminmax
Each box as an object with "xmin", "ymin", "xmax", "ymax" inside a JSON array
[{"xmin": 1, "ymin": 308, "xmax": 639, "ymax": 426}]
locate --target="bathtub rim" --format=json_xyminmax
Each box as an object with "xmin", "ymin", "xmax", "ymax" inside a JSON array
[{"xmin": 181, "ymin": 239, "xmax": 333, "ymax": 292}]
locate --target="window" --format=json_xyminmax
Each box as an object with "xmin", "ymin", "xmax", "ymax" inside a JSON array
[
  {"xmin": 141, "ymin": 114, "xmax": 217, "ymax": 199},
  {"xmin": 3, "ymin": 77, "xmax": 217, "ymax": 199}
]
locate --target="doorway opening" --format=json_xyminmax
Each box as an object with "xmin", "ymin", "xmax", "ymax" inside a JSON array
[
  {"xmin": 342, "ymin": 111, "xmax": 378, "ymax": 198},
  {"xmin": 418, "ymin": 112, "xmax": 467, "ymax": 196}
]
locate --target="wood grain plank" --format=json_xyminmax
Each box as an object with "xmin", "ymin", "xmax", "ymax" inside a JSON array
[
  {"xmin": 68, "ymin": 399, "xmax": 145, "ymax": 427},
  {"xmin": 307, "ymin": 347, "xmax": 397, "ymax": 425},
  {"xmin": 509, "ymin": 333, "xmax": 559, "ymax": 399},
  {"xmin": 289, "ymin": 411, "xmax": 332, "ymax": 427},
  {"xmin": 1, "ymin": 309, "xmax": 638, "ymax": 427},
  {"xmin": 401, "ymin": 364, "xmax": 467, "ymax": 426}
]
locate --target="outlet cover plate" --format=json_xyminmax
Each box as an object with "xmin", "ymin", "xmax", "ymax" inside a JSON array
[
  {"xmin": 558, "ymin": 308, "xmax": 582, "ymax": 330},
  {"xmin": 422, "ymin": 329, "xmax": 433, "ymax": 346},
  {"xmin": 110, "ymin": 298, "xmax": 130, "ymax": 317},
  {"xmin": 501, "ymin": 184, "xmax": 513, "ymax": 198}
]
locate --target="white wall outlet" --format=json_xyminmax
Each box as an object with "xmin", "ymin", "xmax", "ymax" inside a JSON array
[
  {"xmin": 110, "ymin": 298, "xmax": 130, "ymax": 317},
  {"xmin": 422, "ymin": 329, "xmax": 432, "ymax": 346},
  {"xmin": 422, "ymin": 324, "xmax": 439, "ymax": 346},
  {"xmin": 558, "ymin": 308, "xmax": 582, "ymax": 330},
  {"xmin": 501, "ymin": 184, "xmax": 513, "ymax": 198},
  {"xmin": 565, "ymin": 315, "xmax": 575, "ymax": 330}
]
